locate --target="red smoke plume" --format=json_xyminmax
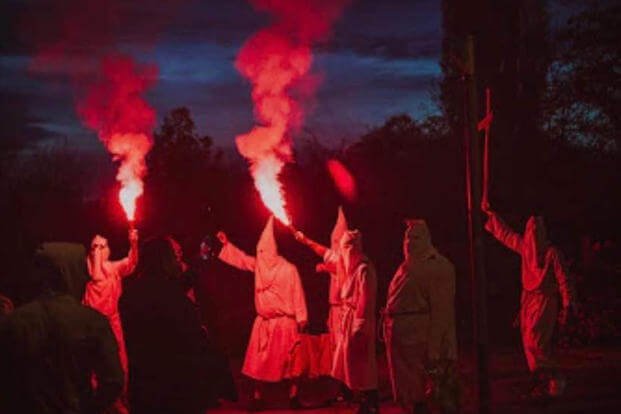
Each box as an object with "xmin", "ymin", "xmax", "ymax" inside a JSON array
[
  {"xmin": 235, "ymin": 0, "xmax": 350, "ymax": 225},
  {"xmin": 78, "ymin": 56, "xmax": 157, "ymax": 221},
  {"xmin": 25, "ymin": 0, "xmax": 185, "ymax": 223}
]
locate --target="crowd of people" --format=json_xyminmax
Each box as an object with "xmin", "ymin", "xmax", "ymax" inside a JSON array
[{"xmin": 0, "ymin": 201, "xmax": 575, "ymax": 414}]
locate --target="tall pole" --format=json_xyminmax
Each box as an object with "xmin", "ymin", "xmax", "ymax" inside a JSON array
[{"xmin": 463, "ymin": 34, "xmax": 490, "ymax": 414}]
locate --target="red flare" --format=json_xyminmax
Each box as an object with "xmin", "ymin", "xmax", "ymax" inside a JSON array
[
  {"xmin": 254, "ymin": 155, "xmax": 290, "ymax": 225},
  {"xmin": 78, "ymin": 55, "xmax": 156, "ymax": 223},
  {"xmin": 326, "ymin": 159, "xmax": 357, "ymax": 202},
  {"xmin": 111, "ymin": 132, "xmax": 152, "ymax": 221},
  {"xmin": 235, "ymin": 0, "xmax": 350, "ymax": 224}
]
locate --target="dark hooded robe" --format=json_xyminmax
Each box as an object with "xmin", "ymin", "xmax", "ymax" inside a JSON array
[
  {"xmin": 119, "ymin": 238, "xmax": 215, "ymax": 414},
  {"xmin": 0, "ymin": 242, "xmax": 123, "ymax": 414}
]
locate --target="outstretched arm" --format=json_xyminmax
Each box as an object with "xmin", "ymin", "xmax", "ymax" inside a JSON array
[
  {"xmin": 87, "ymin": 243, "xmax": 106, "ymax": 282},
  {"xmin": 294, "ymin": 231, "xmax": 329, "ymax": 258},
  {"xmin": 216, "ymin": 231, "xmax": 256, "ymax": 272},
  {"xmin": 115, "ymin": 229, "xmax": 139, "ymax": 277},
  {"xmin": 483, "ymin": 210, "xmax": 524, "ymax": 254}
]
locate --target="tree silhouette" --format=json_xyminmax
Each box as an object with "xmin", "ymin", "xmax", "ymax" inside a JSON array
[
  {"xmin": 543, "ymin": 3, "xmax": 621, "ymax": 151},
  {"xmin": 145, "ymin": 107, "xmax": 222, "ymax": 243}
]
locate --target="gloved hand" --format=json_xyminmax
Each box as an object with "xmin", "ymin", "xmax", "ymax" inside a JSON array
[
  {"xmin": 294, "ymin": 231, "xmax": 306, "ymax": 243},
  {"xmin": 481, "ymin": 199, "xmax": 493, "ymax": 216},
  {"xmin": 216, "ymin": 231, "xmax": 229, "ymax": 245}
]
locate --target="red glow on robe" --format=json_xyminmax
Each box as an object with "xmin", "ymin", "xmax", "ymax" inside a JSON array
[
  {"xmin": 234, "ymin": 0, "xmax": 350, "ymax": 224},
  {"xmin": 78, "ymin": 55, "xmax": 156, "ymax": 222},
  {"xmin": 326, "ymin": 159, "xmax": 357, "ymax": 202}
]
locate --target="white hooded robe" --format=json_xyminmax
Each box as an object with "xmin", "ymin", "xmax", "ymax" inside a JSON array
[{"xmin": 218, "ymin": 216, "xmax": 308, "ymax": 382}]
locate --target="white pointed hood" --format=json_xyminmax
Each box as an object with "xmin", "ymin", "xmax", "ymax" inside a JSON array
[
  {"xmin": 340, "ymin": 229, "xmax": 365, "ymax": 275},
  {"xmin": 254, "ymin": 216, "xmax": 282, "ymax": 293},
  {"xmin": 523, "ymin": 215, "xmax": 549, "ymax": 269},
  {"xmin": 330, "ymin": 206, "xmax": 349, "ymax": 250},
  {"xmin": 256, "ymin": 215, "xmax": 278, "ymax": 259}
]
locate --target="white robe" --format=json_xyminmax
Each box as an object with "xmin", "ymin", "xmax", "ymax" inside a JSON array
[
  {"xmin": 321, "ymin": 250, "xmax": 347, "ymax": 374},
  {"xmin": 485, "ymin": 212, "xmax": 573, "ymax": 371},
  {"xmin": 326, "ymin": 249, "xmax": 377, "ymax": 390},
  {"xmin": 219, "ymin": 242, "xmax": 307, "ymax": 382},
  {"xmin": 384, "ymin": 255, "xmax": 457, "ymax": 408}
]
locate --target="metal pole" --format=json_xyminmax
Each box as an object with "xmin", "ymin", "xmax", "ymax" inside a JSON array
[{"xmin": 463, "ymin": 34, "xmax": 490, "ymax": 414}]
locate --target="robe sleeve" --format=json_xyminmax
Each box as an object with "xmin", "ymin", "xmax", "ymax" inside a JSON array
[
  {"xmin": 550, "ymin": 248, "xmax": 573, "ymax": 308},
  {"xmin": 428, "ymin": 260, "xmax": 457, "ymax": 361},
  {"xmin": 485, "ymin": 212, "xmax": 524, "ymax": 254},
  {"xmin": 111, "ymin": 242, "xmax": 138, "ymax": 278},
  {"xmin": 87, "ymin": 250, "xmax": 106, "ymax": 282},
  {"xmin": 319, "ymin": 261, "xmax": 337, "ymax": 274},
  {"xmin": 323, "ymin": 249, "xmax": 339, "ymax": 268},
  {"xmin": 355, "ymin": 264, "xmax": 374, "ymax": 320},
  {"xmin": 290, "ymin": 266, "xmax": 308, "ymax": 324},
  {"xmin": 218, "ymin": 242, "xmax": 256, "ymax": 272}
]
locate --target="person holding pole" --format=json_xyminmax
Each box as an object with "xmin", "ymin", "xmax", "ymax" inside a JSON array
[{"xmin": 482, "ymin": 200, "xmax": 575, "ymax": 398}]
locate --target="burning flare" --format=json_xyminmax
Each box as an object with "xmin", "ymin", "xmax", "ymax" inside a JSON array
[
  {"xmin": 235, "ymin": 0, "xmax": 350, "ymax": 225},
  {"xmin": 111, "ymin": 132, "xmax": 152, "ymax": 221},
  {"xmin": 254, "ymin": 155, "xmax": 291, "ymax": 225},
  {"xmin": 78, "ymin": 55, "xmax": 156, "ymax": 223}
]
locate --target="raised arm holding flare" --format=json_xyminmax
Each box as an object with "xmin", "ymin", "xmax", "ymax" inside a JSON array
[
  {"xmin": 83, "ymin": 228, "xmax": 139, "ymax": 414},
  {"xmin": 217, "ymin": 217, "xmax": 308, "ymax": 410},
  {"xmin": 482, "ymin": 201, "xmax": 575, "ymax": 398},
  {"xmin": 293, "ymin": 207, "xmax": 353, "ymax": 400}
]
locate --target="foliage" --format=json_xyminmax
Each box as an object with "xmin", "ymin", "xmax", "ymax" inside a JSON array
[
  {"xmin": 145, "ymin": 107, "xmax": 227, "ymax": 243},
  {"xmin": 543, "ymin": 3, "xmax": 621, "ymax": 151}
]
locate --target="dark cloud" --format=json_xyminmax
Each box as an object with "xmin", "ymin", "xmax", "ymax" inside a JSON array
[
  {"xmin": 1, "ymin": 0, "xmax": 444, "ymax": 149},
  {"xmin": 0, "ymin": 1, "xmax": 30, "ymax": 54},
  {"xmin": 324, "ymin": 0, "xmax": 441, "ymax": 59},
  {"xmin": 325, "ymin": 34, "xmax": 439, "ymax": 60},
  {"xmin": 0, "ymin": 91, "xmax": 60, "ymax": 151}
]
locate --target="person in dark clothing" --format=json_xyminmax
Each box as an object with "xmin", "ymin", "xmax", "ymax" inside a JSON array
[
  {"xmin": 188, "ymin": 234, "xmax": 238, "ymax": 404},
  {"xmin": 0, "ymin": 242, "xmax": 123, "ymax": 414},
  {"xmin": 119, "ymin": 237, "xmax": 228, "ymax": 414},
  {"xmin": 191, "ymin": 236, "xmax": 225, "ymax": 340}
]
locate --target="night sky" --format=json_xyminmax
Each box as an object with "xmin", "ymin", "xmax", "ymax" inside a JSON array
[{"xmin": 1, "ymin": 0, "xmax": 442, "ymax": 152}]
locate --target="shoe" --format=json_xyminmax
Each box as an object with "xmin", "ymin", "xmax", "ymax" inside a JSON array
[
  {"xmin": 247, "ymin": 397, "xmax": 265, "ymax": 412},
  {"xmin": 289, "ymin": 395, "xmax": 303, "ymax": 409}
]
